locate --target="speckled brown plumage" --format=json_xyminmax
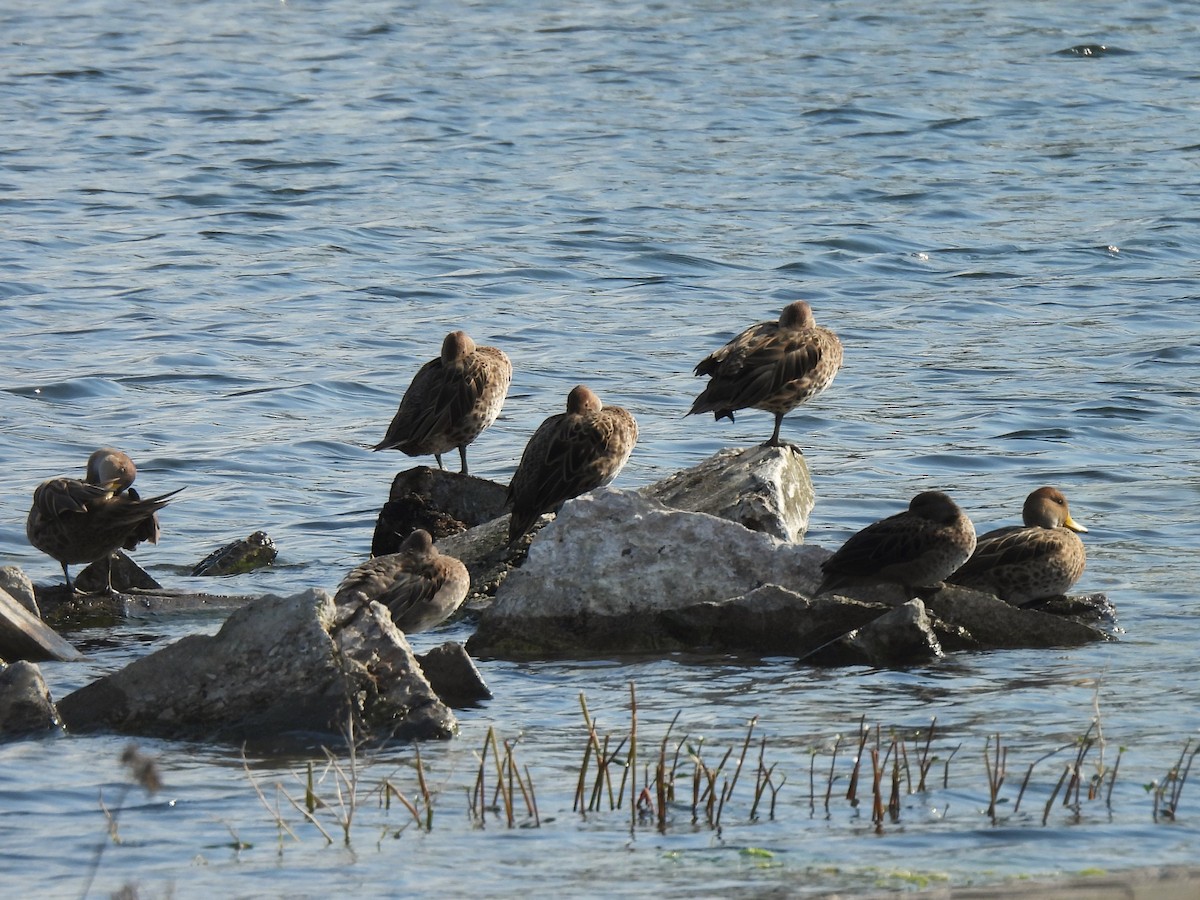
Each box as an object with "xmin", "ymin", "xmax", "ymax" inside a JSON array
[
  {"xmin": 334, "ymin": 529, "xmax": 470, "ymax": 633},
  {"xmin": 506, "ymin": 385, "xmax": 638, "ymax": 544},
  {"xmin": 27, "ymin": 450, "xmax": 181, "ymax": 593},
  {"xmin": 688, "ymin": 300, "xmax": 843, "ymax": 446},
  {"xmin": 374, "ymin": 330, "xmax": 512, "ymax": 476},
  {"xmin": 816, "ymin": 490, "xmax": 976, "ymax": 595},
  {"xmin": 948, "ymin": 486, "xmax": 1087, "ymax": 606}
]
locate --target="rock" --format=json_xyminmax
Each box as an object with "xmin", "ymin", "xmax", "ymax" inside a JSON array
[
  {"xmin": 57, "ymin": 589, "xmax": 456, "ymax": 744},
  {"xmin": 0, "ymin": 661, "xmax": 60, "ymax": 736},
  {"xmin": 641, "ymin": 443, "xmax": 815, "ymax": 542},
  {"xmin": 0, "ymin": 588, "xmax": 84, "ymax": 663},
  {"xmin": 469, "ymin": 488, "xmax": 829, "ymax": 658},
  {"xmin": 372, "ymin": 466, "xmax": 509, "ymax": 556},
  {"xmin": 192, "ymin": 531, "xmax": 278, "ymax": 576},
  {"xmin": 804, "ymin": 599, "xmax": 944, "ymax": 667},
  {"xmin": 657, "ymin": 584, "xmax": 888, "ymax": 657},
  {"xmin": 437, "ymin": 515, "xmax": 522, "ymax": 608},
  {"xmin": 36, "ymin": 586, "xmax": 250, "ymax": 630},
  {"xmin": 76, "ymin": 551, "xmax": 162, "ymax": 593},
  {"xmin": 0, "ymin": 567, "xmax": 39, "ymax": 618},
  {"xmin": 415, "ymin": 642, "xmax": 492, "ymax": 707},
  {"xmin": 923, "ymin": 585, "xmax": 1109, "ymax": 650}
]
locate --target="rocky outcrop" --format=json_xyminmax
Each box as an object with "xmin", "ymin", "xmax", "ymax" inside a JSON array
[
  {"xmin": 0, "ymin": 661, "xmax": 61, "ymax": 737},
  {"xmin": 0, "ymin": 567, "xmax": 39, "ymax": 617},
  {"xmin": 76, "ymin": 550, "xmax": 162, "ymax": 593},
  {"xmin": 415, "ymin": 642, "xmax": 492, "ymax": 708},
  {"xmin": 372, "ymin": 466, "xmax": 509, "ymax": 556},
  {"xmin": 467, "ymin": 486, "xmax": 1112, "ymax": 664},
  {"xmin": 641, "ymin": 443, "xmax": 814, "ymax": 542},
  {"xmin": 0, "ymin": 587, "xmax": 84, "ymax": 663},
  {"xmin": 57, "ymin": 589, "xmax": 457, "ymax": 745},
  {"xmin": 469, "ymin": 488, "xmax": 829, "ymax": 658}
]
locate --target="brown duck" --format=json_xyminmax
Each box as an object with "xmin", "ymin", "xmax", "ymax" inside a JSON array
[
  {"xmin": 27, "ymin": 449, "xmax": 181, "ymax": 593},
  {"xmin": 374, "ymin": 330, "xmax": 512, "ymax": 476},
  {"xmin": 506, "ymin": 385, "xmax": 638, "ymax": 544},
  {"xmin": 688, "ymin": 300, "xmax": 843, "ymax": 446},
  {"xmin": 948, "ymin": 486, "xmax": 1087, "ymax": 605},
  {"xmin": 816, "ymin": 490, "xmax": 977, "ymax": 595},
  {"xmin": 334, "ymin": 529, "xmax": 470, "ymax": 633}
]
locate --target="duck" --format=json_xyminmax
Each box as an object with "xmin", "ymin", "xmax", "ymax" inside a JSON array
[
  {"xmin": 816, "ymin": 490, "xmax": 976, "ymax": 595},
  {"xmin": 948, "ymin": 486, "xmax": 1087, "ymax": 606},
  {"xmin": 506, "ymin": 384, "xmax": 638, "ymax": 545},
  {"xmin": 374, "ymin": 330, "xmax": 512, "ymax": 476},
  {"xmin": 334, "ymin": 529, "xmax": 470, "ymax": 633},
  {"xmin": 26, "ymin": 449, "xmax": 182, "ymax": 593},
  {"xmin": 688, "ymin": 300, "xmax": 843, "ymax": 446}
]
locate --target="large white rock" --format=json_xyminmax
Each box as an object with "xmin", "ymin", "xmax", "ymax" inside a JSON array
[
  {"xmin": 468, "ymin": 488, "xmax": 830, "ymax": 657},
  {"xmin": 641, "ymin": 443, "xmax": 814, "ymax": 542}
]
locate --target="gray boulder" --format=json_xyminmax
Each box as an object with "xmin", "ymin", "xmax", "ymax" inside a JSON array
[
  {"xmin": 76, "ymin": 550, "xmax": 162, "ymax": 593},
  {"xmin": 922, "ymin": 586, "xmax": 1111, "ymax": 650},
  {"xmin": 57, "ymin": 589, "xmax": 455, "ymax": 744},
  {"xmin": 804, "ymin": 599, "xmax": 945, "ymax": 667},
  {"xmin": 468, "ymin": 488, "xmax": 829, "ymax": 658},
  {"xmin": 642, "ymin": 443, "xmax": 814, "ymax": 542},
  {"xmin": 0, "ymin": 567, "xmax": 39, "ymax": 617},
  {"xmin": 466, "ymin": 484, "xmax": 1111, "ymax": 663},
  {"xmin": 0, "ymin": 661, "xmax": 61, "ymax": 736},
  {"xmin": 372, "ymin": 466, "xmax": 509, "ymax": 556},
  {"xmin": 0, "ymin": 586, "xmax": 84, "ymax": 663},
  {"xmin": 415, "ymin": 642, "xmax": 492, "ymax": 707}
]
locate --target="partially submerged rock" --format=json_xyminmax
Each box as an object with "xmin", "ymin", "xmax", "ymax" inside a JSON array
[
  {"xmin": 76, "ymin": 550, "xmax": 162, "ymax": 593},
  {"xmin": 415, "ymin": 642, "xmax": 492, "ymax": 708},
  {"xmin": 0, "ymin": 661, "xmax": 60, "ymax": 737},
  {"xmin": 35, "ymin": 585, "xmax": 250, "ymax": 630},
  {"xmin": 192, "ymin": 531, "xmax": 278, "ymax": 576},
  {"xmin": 803, "ymin": 598, "xmax": 944, "ymax": 667},
  {"xmin": 467, "ymin": 485, "xmax": 1111, "ymax": 664},
  {"xmin": 0, "ymin": 587, "xmax": 84, "ymax": 663},
  {"xmin": 0, "ymin": 567, "xmax": 39, "ymax": 618},
  {"xmin": 922, "ymin": 586, "xmax": 1112, "ymax": 651},
  {"xmin": 469, "ymin": 488, "xmax": 829, "ymax": 658},
  {"xmin": 372, "ymin": 466, "xmax": 509, "ymax": 556},
  {"xmin": 57, "ymin": 589, "xmax": 456, "ymax": 745}
]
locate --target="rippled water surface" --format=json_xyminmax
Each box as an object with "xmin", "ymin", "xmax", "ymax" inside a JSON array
[{"xmin": 3, "ymin": 0, "xmax": 1200, "ymax": 896}]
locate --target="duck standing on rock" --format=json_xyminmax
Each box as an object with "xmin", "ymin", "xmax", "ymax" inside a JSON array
[
  {"xmin": 26, "ymin": 448, "xmax": 182, "ymax": 593},
  {"xmin": 374, "ymin": 330, "xmax": 512, "ymax": 476},
  {"xmin": 688, "ymin": 300, "xmax": 843, "ymax": 447},
  {"xmin": 816, "ymin": 490, "xmax": 976, "ymax": 596},
  {"xmin": 506, "ymin": 384, "xmax": 638, "ymax": 544},
  {"xmin": 948, "ymin": 486, "xmax": 1088, "ymax": 606},
  {"xmin": 334, "ymin": 529, "xmax": 470, "ymax": 633}
]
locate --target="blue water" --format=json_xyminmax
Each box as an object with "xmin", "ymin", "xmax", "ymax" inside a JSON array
[{"xmin": 3, "ymin": 0, "xmax": 1199, "ymax": 895}]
